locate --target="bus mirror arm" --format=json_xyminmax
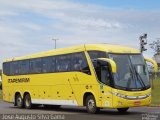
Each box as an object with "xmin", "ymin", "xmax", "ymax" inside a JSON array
[
  {"xmin": 97, "ymin": 58, "xmax": 117, "ymax": 73},
  {"xmin": 144, "ymin": 58, "xmax": 158, "ymax": 73},
  {"xmin": 81, "ymin": 69, "xmax": 91, "ymax": 75}
]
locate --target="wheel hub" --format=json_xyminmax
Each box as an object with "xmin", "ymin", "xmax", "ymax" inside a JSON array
[
  {"xmin": 88, "ymin": 99, "xmax": 95, "ymax": 110},
  {"xmin": 25, "ymin": 98, "xmax": 30, "ymax": 107},
  {"xmin": 17, "ymin": 97, "xmax": 22, "ymax": 106}
]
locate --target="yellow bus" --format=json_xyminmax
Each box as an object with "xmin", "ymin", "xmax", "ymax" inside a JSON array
[{"xmin": 2, "ymin": 44, "xmax": 158, "ymax": 113}]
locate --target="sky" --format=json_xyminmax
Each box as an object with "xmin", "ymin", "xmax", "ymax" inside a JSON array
[{"xmin": 0, "ymin": 0, "xmax": 160, "ymax": 68}]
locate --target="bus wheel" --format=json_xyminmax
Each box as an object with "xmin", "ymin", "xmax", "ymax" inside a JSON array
[
  {"xmin": 86, "ymin": 95, "xmax": 100, "ymax": 114},
  {"xmin": 117, "ymin": 108, "xmax": 129, "ymax": 113},
  {"xmin": 24, "ymin": 94, "xmax": 32, "ymax": 109},
  {"xmin": 16, "ymin": 94, "xmax": 23, "ymax": 108}
]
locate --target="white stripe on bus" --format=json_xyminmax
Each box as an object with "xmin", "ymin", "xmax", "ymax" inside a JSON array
[{"xmin": 32, "ymin": 99, "xmax": 78, "ymax": 106}]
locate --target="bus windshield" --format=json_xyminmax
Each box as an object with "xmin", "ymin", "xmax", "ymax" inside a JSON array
[{"xmin": 109, "ymin": 54, "xmax": 150, "ymax": 91}]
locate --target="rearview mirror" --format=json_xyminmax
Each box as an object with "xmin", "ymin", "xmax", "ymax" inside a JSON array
[
  {"xmin": 144, "ymin": 58, "xmax": 158, "ymax": 73},
  {"xmin": 97, "ymin": 58, "xmax": 117, "ymax": 73}
]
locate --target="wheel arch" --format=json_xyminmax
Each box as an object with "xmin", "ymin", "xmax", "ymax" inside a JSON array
[
  {"xmin": 83, "ymin": 92, "xmax": 96, "ymax": 106},
  {"xmin": 23, "ymin": 91, "xmax": 30, "ymax": 99}
]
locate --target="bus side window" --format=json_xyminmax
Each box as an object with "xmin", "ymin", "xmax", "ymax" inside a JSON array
[
  {"xmin": 72, "ymin": 53, "xmax": 81, "ymax": 71},
  {"xmin": 3, "ymin": 62, "xmax": 11, "ymax": 76},
  {"xmin": 42, "ymin": 57, "xmax": 50, "ymax": 73},
  {"xmin": 88, "ymin": 51, "xmax": 107, "ymax": 60},
  {"xmin": 10, "ymin": 61, "xmax": 19, "ymax": 75},
  {"xmin": 30, "ymin": 58, "xmax": 42, "ymax": 74},
  {"xmin": 56, "ymin": 54, "xmax": 71, "ymax": 72},
  {"xmin": 42, "ymin": 57, "xmax": 49, "ymax": 73},
  {"xmin": 42, "ymin": 56, "xmax": 56, "ymax": 73},
  {"xmin": 19, "ymin": 60, "xmax": 29, "ymax": 75},
  {"xmin": 50, "ymin": 57, "xmax": 56, "ymax": 72},
  {"xmin": 72, "ymin": 52, "xmax": 91, "ymax": 75},
  {"xmin": 100, "ymin": 66, "xmax": 111, "ymax": 85}
]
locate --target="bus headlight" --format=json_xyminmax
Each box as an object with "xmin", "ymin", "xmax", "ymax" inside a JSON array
[
  {"xmin": 111, "ymin": 92, "xmax": 151, "ymax": 100},
  {"xmin": 112, "ymin": 92, "xmax": 127, "ymax": 99},
  {"xmin": 146, "ymin": 93, "xmax": 151, "ymax": 97}
]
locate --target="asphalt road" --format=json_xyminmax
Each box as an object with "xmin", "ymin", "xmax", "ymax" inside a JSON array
[{"xmin": 0, "ymin": 100, "xmax": 159, "ymax": 120}]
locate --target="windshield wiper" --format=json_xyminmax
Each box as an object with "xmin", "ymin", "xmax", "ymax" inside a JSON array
[
  {"xmin": 126, "ymin": 65, "xmax": 134, "ymax": 90},
  {"xmin": 133, "ymin": 66, "xmax": 146, "ymax": 89}
]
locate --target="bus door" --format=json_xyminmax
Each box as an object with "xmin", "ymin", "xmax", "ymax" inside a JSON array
[{"xmin": 95, "ymin": 61, "xmax": 113, "ymax": 107}]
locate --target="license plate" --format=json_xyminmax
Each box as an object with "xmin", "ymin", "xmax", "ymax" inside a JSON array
[{"xmin": 134, "ymin": 101, "xmax": 141, "ymax": 106}]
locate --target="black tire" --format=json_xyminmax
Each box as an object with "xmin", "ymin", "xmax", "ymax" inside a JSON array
[
  {"xmin": 24, "ymin": 94, "xmax": 32, "ymax": 109},
  {"xmin": 85, "ymin": 95, "xmax": 100, "ymax": 114},
  {"xmin": 117, "ymin": 108, "xmax": 129, "ymax": 113},
  {"xmin": 15, "ymin": 94, "xmax": 23, "ymax": 108}
]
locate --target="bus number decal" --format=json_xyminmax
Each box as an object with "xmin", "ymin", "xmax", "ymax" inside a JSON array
[{"xmin": 8, "ymin": 78, "xmax": 30, "ymax": 83}]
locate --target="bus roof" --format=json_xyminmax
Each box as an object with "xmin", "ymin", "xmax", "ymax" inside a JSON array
[{"xmin": 4, "ymin": 44, "xmax": 140, "ymax": 62}]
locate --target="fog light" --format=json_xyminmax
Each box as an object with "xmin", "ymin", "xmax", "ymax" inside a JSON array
[
  {"xmin": 118, "ymin": 101, "xmax": 123, "ymax": 106},
  {"xmin": 149, "ymin": 100, "xmax": 151, "ymax": 103}
]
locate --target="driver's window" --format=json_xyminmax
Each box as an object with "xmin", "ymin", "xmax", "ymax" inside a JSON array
[
  {"xmin": 101, "ymin": 66, "xmax": 111, "ymax": 85},
  {"xmin": 94, "ymin": 62, "xmax": 111, "ymax": 86}
]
